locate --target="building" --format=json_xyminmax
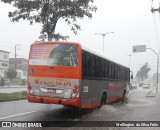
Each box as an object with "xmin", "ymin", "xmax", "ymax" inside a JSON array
[
  {"xmin": 0, "ymin": 50, "xmax": 10, "ymax": 78},
  {"xmin": 9, "ymin": 58, "xmax": 28, "ymax": 78}
]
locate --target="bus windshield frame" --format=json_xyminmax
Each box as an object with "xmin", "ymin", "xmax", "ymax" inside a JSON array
[{"xmin": 29, "ymin": 43, "xmax": 78, "ymax": 67}]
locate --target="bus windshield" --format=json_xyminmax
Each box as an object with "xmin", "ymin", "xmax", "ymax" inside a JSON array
[{"xmin": 29, "ymin": 44, "xmax": 78, "ymax": 66}]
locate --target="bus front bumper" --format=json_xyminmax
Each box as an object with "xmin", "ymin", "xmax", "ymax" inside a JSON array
[{"xmin": 27, "ymin": 94, "xmax": 81, "ymax": 108}]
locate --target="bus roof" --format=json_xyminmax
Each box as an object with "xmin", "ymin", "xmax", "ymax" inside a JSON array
[{"xmin": 31, "ymin": 41, "xmax": 129, "ymax": 69}]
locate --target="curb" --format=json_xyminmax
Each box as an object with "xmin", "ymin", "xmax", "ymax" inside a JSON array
[
  {"xmin": 0, "ymin": 98, "xmax": 27, "ymax": 103},
  {"xmin": 145, "ymin": 95, "xmax": 156, "ymax": 98},
  {"xmin": 146, "ymin": 89, "xmax": 156, "ymax": 97}
]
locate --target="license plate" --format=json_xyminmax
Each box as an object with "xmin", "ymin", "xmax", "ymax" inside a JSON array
[{"xmin": 47, "ymin": 88, "xmax": 56, "ymax": 93}]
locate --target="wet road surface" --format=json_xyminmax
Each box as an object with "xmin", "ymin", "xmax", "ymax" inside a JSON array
[{"xmin": 0, "ymin": 87, "xmax": 160, "ymax": 130}]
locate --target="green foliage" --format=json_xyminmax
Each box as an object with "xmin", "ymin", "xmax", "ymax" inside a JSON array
[
  {"xmin": 0, "ymin": 91, "xmax": 27, "ymax": 102},
  {"xmin": 1, "ymin": 0, "xmax": 97, "ymax": 41},
  {"xmin": 7, "ymin": 68, "xmax": 17, "ymax": 79},
  {"xmin": 136, "ymin": 63, "xmax": 151, "ymax": 81}
]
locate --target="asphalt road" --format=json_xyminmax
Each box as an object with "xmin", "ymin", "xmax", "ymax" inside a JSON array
[{"xmin": 0, "ymin": 87, "xmax": 160, "ymax": 130}]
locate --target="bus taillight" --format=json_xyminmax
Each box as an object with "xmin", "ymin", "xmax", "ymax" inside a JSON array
[
  {"xmin": 74, "ymin": 84, "xmax": 79, "ymax": 89},
  {"xmin": 73, "ymin": 89, "xmax": 78, "ymax": 93},
  {"xmin": 27, "ymin": 85, "xmax": 32, "ymax": 90},
  {"xmin": 73, "ymin": 84, "xmax": 79, "ymax": 93},
  {"xmin": 27, "ymin": 85, "xmax": 34, "ymax": 95},
  {"xmin": 71, "ymin": 84, "xmax": 79, "ymax": 98}
]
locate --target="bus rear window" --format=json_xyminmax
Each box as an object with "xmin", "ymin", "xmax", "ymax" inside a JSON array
[{"xmin": 29, "ymin": 44, "xmax": 78, "ymax": 66}]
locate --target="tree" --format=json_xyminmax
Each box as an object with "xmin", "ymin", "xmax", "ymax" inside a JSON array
[
  {"xmin": 136, "ymin": 63, "xmax": 151, "ymax": 81},
  {"xmin": 1, "ymin": 0, "xmax": 97, "ymax": 41},
  {"xmin": 7, "ymin": 68, "xmax": 17, "ymax": 79}
]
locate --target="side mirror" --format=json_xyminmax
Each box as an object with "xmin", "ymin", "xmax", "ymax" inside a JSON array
[{"xmin": 131, "ymin": 74, "xmax": 133, "ymax": 79}]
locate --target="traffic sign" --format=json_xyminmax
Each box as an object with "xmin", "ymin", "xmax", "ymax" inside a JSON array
[{"xmin": 132, "ymin": 45, "xmax": 146, "ymax": 53}]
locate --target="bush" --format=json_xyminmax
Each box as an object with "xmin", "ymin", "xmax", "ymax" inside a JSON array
[{"xmin": 7, "ymin": 68, "xmax": 17, "ymax": 79}]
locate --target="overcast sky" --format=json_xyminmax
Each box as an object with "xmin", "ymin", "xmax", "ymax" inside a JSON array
[{"xmin": 0, "ymin": 0, "xmax": 160, "ymax": 77}]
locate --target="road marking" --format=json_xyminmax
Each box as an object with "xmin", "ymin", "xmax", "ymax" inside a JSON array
[{"xmin": 0, "ymin": 111, "xmax": 36, "ymax": 120}]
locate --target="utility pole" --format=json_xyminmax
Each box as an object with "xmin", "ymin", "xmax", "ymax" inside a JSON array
[
  {"xmin": 133, "ymin": 45, "xmax": 159, "ymax": 92},
  {"xmin": 150, "ymin": 1, "xmax": 160, "ymax": 92},
  {"xmin": 146, "ymin": 48, "xmax": 159, "ymax": 92},
  {"xmin": 95, "ymin": 32, "xmax": 114, "ymax": 52},
  {"xmin": 15, "ymin": 44, "xmax": 20, "ymax": 70}
]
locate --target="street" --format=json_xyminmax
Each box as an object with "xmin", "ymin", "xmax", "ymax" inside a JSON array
[
  {"xmin": 0, "ymin": 86, "xmax": 160, "ymax": 130},
  {"xmin": 0, "ymin": 0, "xmax": 160, "ymax": 130}
]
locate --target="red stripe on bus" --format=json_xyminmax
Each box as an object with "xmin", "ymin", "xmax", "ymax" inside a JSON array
[
  {"xmin": 28, "ymin": 66, "xmax": 82, "ymax": 79},
  {"xmin": 81, "ymin": 101, "xmax": 100, "ymax": 108},
  {"xmin": 27, "ymin": 94, "xmax": 81, "ymax": 107},
  {"xmin": 107, "ymin": 96, "xmax": 123, "ymax": 103}
]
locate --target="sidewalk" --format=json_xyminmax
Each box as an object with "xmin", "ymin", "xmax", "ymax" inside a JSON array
[
  {"xmin": 2, "ymin": 85, "xmax": 27, "ymax": 88},
  {"xmin": 0, "ymin": 85, "xmax": 27, "ymax": 93},
  {"xmin": 146, "ymin": 87, "xmax": 160, "ymax": 99}
]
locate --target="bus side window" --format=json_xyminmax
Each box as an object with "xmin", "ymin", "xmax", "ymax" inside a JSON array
[
  {"xmin": 105, "ymin": 60, "xmax": 109, "ymax": 79},
  {"xmin": 112, "ymin": 63, "xmax": 114, "ymax": 79},
  {"xmin": 108, "ymin": 61, "xmax": 111, "ymax": 79},
  {"xmin": 120, "ymin": 66, "xmax": 122, "ymax": 80},
  {"xmin": 96, "ymin": 56, "xmax": 101, "ymax": 79},
  {"xmin": 101, "ymin": 58, "xmax": 105, "ymax": 78},
  {"xmin": 122, "ymin": 67, "xmax": 124, "ymax": 80},
  {"xmin": 82, "ymin": 50, "xmax": 86, "ymax": 79},
  {"xmin": 115, "ymin": 64, "xmax": 118, "ymax": 80},
  {"xmin": 117, "ymin": 65, "xmax": 119, "ymax": 80},
  {"xmin": 82, "ymin": 50, "xmax": 92, "ymax": 79},
  {"xmin": 111, "ymin": 62, "xmax": 113, "ymax": 79},
  {"xmin": 91, "ymin": 54, "xmax": 96, "ymax": 79},
  {"xmin": 114, "ymin": 64, "xmax": 116, "ymax": 80},
  {"xmin": 86, "ymin": 52, "xmax": 91, "ymax": 78},
  {"xmin": 112, "ymin": 62, "xmax": 114, "ymax": 80},
  {"xmin": 121, "ymin": 66, "xmax": 123, "ymax": 80}
]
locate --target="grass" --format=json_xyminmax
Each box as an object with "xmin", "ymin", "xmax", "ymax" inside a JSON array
[{"xmin": 0, "ymin": 91, "xmax": 27, "ymax": 102}]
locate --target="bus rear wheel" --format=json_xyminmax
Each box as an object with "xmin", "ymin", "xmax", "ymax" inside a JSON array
[
  {"xmin": 121, "ymin": 90, "xmax": 126, "ymax": 102},
  {"xmin": 99, "ymin": 93, "xmax": 106, "ymax": 108}
]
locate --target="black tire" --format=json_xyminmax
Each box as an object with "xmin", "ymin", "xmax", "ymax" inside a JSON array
[
  {"xmin": 121, "ymin": 90, "xmax": 126, "ymax": 102},
  {"xmin": 98, "ymin": 93, "xmax": 106, "ymax": 108}
]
